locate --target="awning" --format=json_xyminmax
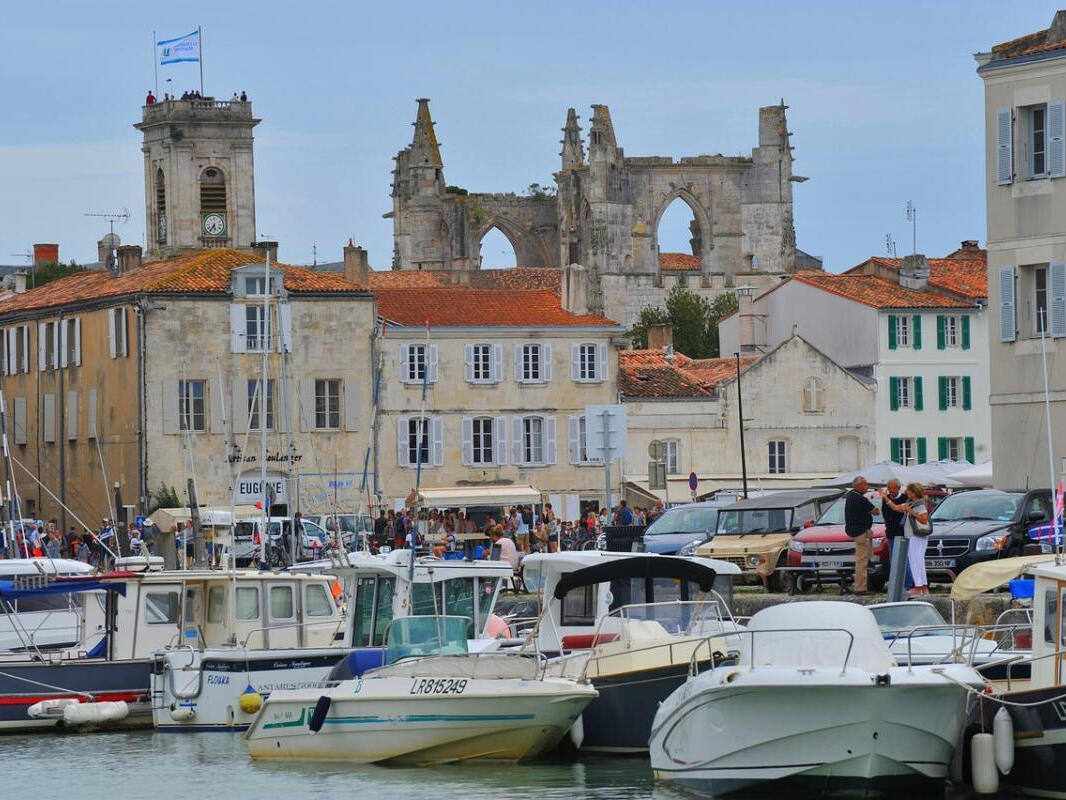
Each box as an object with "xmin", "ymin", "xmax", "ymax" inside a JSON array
[
  {"xmin": 552, "ymin": 556, "xmax": 718, "ymax": 599},
  {"xmin": 950, "ymin": 554, "xmax": 1058, "ymax": 601},
  {"xmin": 416, "ymin": 485, "xmax": 541, "ymax": 508},
  {"xmin": 0, "ymin": 577, "xmax": 128, "ymax": 599}
]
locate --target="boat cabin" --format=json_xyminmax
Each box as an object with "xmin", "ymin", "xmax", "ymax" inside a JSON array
[{"xmin": 0, "ymin": 559, "xmax": 94, "ymax": 651}]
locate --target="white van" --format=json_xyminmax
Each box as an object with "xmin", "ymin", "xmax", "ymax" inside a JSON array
[{"xmin": 231, "ymin": 516, "xmax": 329, "ymax": 564}]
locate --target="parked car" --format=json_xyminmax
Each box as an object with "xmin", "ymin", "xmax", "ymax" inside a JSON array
[
  {"xmin": 924, "ymin": 488, "xmax": 1053, "ymax": 581},
  {"xmin": 232, "ymin": 516, "xmax": 330, "ymax": 564},
  {"xmin": 302, "ymin": 512, "xmax": 372, "ymax": 547},
  {"xmin": 695, "ymin": 488, "xmax": 844, "ymax": 592},
  {"xmin": 641, "ymin": 501, "xmax": 729, "ymax": 555}
]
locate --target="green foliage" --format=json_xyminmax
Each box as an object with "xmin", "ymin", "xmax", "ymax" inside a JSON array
[
  {"xmin": 525, "ymin": 182, "xmax": 556, "ymax": 198},
  {"xmin": 146, "ymin": 483, "xmax": 181, "ymax": 514},
  {"xmin": 445, "ymin": 185, "xmax": 468, "ymax": 195},
  {"xmin": 626, "ymin": 287, "xmax": 740, "ymax": 359},
  {"xmin": 30, "ymin": 261, "xmax": 87, "ymax": 289}
]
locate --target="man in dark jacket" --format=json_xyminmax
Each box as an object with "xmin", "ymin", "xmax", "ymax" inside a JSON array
[{"xmin": 844, "ymin": 476, "xmax": 880, "ymax": 594}]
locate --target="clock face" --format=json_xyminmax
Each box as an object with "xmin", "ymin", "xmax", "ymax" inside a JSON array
[{"xmin": 202, "ymin": 212, "xmax": 226, "ymax": 236}]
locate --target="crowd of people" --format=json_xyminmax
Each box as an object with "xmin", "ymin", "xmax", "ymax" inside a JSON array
[
  {"xmin": 0, "ymin": 518, "xmax": 131, "ymax": 567},
  {"xmin": 145, "ymin": 89, "xmax": 248, "ymax": 105}
]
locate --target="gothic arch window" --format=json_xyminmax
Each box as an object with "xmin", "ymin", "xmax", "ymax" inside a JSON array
[
  {"xmin": 155, "ymin": 168, "xmax": 167, "ymax": 244},
  {"xmin": 199, "ymin": 167, "xmax": 228, "ymax": 238},
  {"xmin": 478, "ymin": 225, "xmax": 517, "ymax": 270},
  {"xmin": 802, "ymin": 377, "xmax": 825, "ymax": 414},
  {"xmin": 655, "ymin": 193, "xmax": 706, "ymax": 274}
]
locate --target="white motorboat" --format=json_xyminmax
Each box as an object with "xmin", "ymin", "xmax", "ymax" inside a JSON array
[
  {"xmin": 153, "ymin": 549, "xmax": 514, "ymax": 731},
  {"xmin": 245, "ymin": 615, "xmax": 596, "ymax": 763},
  {"xmin": 649, "ymin": 601, "xmax": 984, "ymax": 797},
  {"xmin": 0, "ymin": 559, "xmax": 93, "ymax": 652},
  {"xmin": 869, "ymin": 601, "xmax": 1015, "ymax": 667}
]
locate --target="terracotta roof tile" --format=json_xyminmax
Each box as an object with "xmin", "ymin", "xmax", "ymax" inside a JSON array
[
  {"xmin": 658, "ymin": 252, "xmax": 700, "ymax": 271},
  {"xmin": 685, "ymin": 356, "xmax": 758, "ymax": 387},
  {"xmin": 619, "ymin": 350, "xmax": 757, "ymax": 398},
  {"xmin": 367, "ymin": 268, "xmax": 560, "ymax": 293},
  {"xmin": 859, "ymin": 253, "xmax": 987, "ymax": 300},
  {"xmin": 0, "ymin": 249, "xmax": 365, "ymax": 315},
  {"xmin": 375, "ymin": 287, "xmax": 617, "ymax": 328},
  {"xmin": 789, "ymin": 271, "xmax": 974, "ymax": 310},
  {"xmin": 991, "ymin": 27, "xmax": 1066, "ymax": 61}
]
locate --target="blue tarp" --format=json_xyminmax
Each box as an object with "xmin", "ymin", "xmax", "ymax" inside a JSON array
[{"xmin": 0, "ymin": 579, "xmax": 127, "ymax": 599}]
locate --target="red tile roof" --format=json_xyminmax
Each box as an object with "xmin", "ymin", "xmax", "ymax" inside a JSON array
[
  {"xmin": 850, "ymin": 252, "xmax": 987, "ymax": 300},
  {"xmin": 375, "ymin": 287, "xmax": 617, "ymax": 328},
  {"xmin": 0, "ymin": 249, "xmax": 365, "ymax": 315},
  {"xmin": 619, "ymin": 349, "xmax": 757, "ymax": 398},
  {"xmin": 788, "ymin": 271, "xmax": 974, "ymax": 310},
  {"xmin": 991, "ymin": 23, "xmax": 1066, "ymax": 62},
  {"xmin": 368, "ymin": 267, "xmax": 561, "ymax": 293},
  {"xmin": 658, "ymin": 252, "xmax": 701, "ymax": 271},
  {"xmin": 685, "ymin": 356, "xmax": 759, "ymax": 388}
]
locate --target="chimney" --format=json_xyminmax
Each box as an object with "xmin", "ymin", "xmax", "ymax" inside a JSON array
[
  {"xmin": 116, "ymin": 245, "xmax": 142, "ymax": 275},
  {"xmin": 647, "ymin": 323, "xmax": 673, "ymax": 352},
  {"xmin": 98, "ymin": 233, "xmax": 120, "ymax": 266},
  {"xmin": 899, "ymin": 253, "xmax": 930, "ymax": 291},
  {"xmin": 561, "ymin": 263, "xmax": 589, "ymax": 315},
  {"xmin": 960, "ymin": 239, "xmax": 980, "ymax": 252},
  {"xmin": 33, "ymin": 243, "xmax": 58, "ymax": 267},
  {"xmin": 13, "ymin": 271, "xmax": 27, "ymax": 294},
  {"xmin": 343, "ymin": 239, "xmax": 370, "ymax": 287},
  {"xmin": 737, "ymin": 286, "xmax": 766, "ymax": 354}
]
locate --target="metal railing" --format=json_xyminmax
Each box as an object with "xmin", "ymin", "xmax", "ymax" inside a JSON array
[{"xmin": 687, "ymin": 627, "xmax": 857, "ymax": 678}]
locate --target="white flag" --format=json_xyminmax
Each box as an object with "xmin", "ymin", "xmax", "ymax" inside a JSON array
[{"xmin": 157, "ymin": 30, "xmax": 200, "ymax": 65}]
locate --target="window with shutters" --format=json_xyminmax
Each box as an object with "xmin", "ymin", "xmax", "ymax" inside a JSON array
[
  {"xmin": 1036, "ymin": 266, "xmax": 1049, "ymax": 334},
  {"xmin": 247, "ymin": 379, "xmax": 275, "ymax": 431},
  {"xmin": 768, "ymin": 440, "xmax": 788, "ymax": 474},
  {"xmin": 802, "ymin": 377, "xmax": 825, "ymax": 414},
  {"xmin": 314, "ymin": 379, "xmax": 340, "ymax": 430},
  {"xmin": 407, "ymin": 417, "xmax": 430, "ymax": 466},
  {"xmin": 895, "ymin": 316, "xmax": 910, "ymax": 347},
  {"xmin": 1030, "ymin": 104, "xmax": 1048, "ymax": 178},
  {"xmin": 471, "ymin": 417, "xmax": 494, "ymax": 464},
  {"xmin": 406, "ymin": 344, "xmax": 426, "ymax": 381},
  {"xmin": 523, "ymin": 416, "xmax": 545, "ymax": 465},
  {"xmin": 945, "ymin": 376, "xmax": 960, "ymax": 408},
  {"xmin": 244, "ymin": 276, "xmax": 274, "ymax": 296},
  {"xmin": 576, "ymin": 343, "xmax": 601, "ymax": 381},
  {"xmin": 944, "ymin": 437, "xmax": 963, "ymax": 462},
  {"xmin": 519, "ymin": 344, "xmax": 544, "ymax": 382},
  {"xmin": 110, "ymin": 308, "xmax": 128, "ymax": 358},
  {"xmin": 44, "ymin": 321, "xmax": 57, "ymax": 370},
  {"xmin": 664, "ymin": 440, "xmax": 680, "ymax": 474},
  {"xmin": 944, "ymin": 315, "xmax": 959, "ymax": 347},
  {"xmin": 898, "ymin": 438, "xmax": 917, "ymax": 467},
  {"xmin": 245, "ymin": 305, "xmax": 271, "ymax": 351},
  {"xmin": 15, "ymin": 326, "xmax": 28, "ymax": 373},
  {"xmin": 471, "ymin": 344, "xmax": 492, "ymax": 382},
  {"xmin": 64, "ymin": 319, "xmax": 77, "ymax": 367},
  {"xmin": 896, "ymin": 377, "xmax": 912, "ymax": 409},
  {"xmin": 178, "ymin": 380, "xmax": 206, "ymax": 432}
]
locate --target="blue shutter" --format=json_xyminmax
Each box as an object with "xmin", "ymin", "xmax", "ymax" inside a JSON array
[
  {"xmin": 965, "ymin": 437, "xmax": 975, "ymax": 464},
  {"xmin": 938, "ymin": 437, "xmax": 948, "ymax": 460},
  {"xmin": 913, "ymin": 376, "xmax": 924, "ymax": 411},
  {"xmin": 999, "ymin": 266, "xmax": 1016, "ymax": 342},
  {"xmin": 917, "ymin": 437, "xmax": 927, "ymax": 464},
  {"xmin": 962, "ymin": 376, "xmax": 972, "ymax": 410},
  {"xmin": 912, "ymin": 315, "xmax": 922, "ymax": 350},
  {"xmin": 936, "ymin": 315, "xmax": 946, "ymax": 350},
  {"xmin": 938, "ymin": 376, "xmax": 947, "ymax": 410},
  {"xmin": 996, "ymin": 108, "xmax": 1013, "ymax": 185},
  {"xmin": 1049, "ymin": 101, "xmax": 1066, "ymax": 179},
  {"xmin": 887, "ymin": 315, "xmax": 897, "ymax": 350},
  {"xmin": 961, "ymin": 315, "xmax": 971, "ymax": 350},
  {"xmin": 889, "ymin": 376, "xmax": 899, "ymax": 411},
  {"xmin": 1050, "ymin": 261, "xmax": 1066, "ymax": 338},
  {"xmin": 890, "ymin": 438, "xmax": 901, "ymax": 463}
]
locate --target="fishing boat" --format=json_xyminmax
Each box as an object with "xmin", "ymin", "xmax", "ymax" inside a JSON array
[
  {"xmin": 152, "ymin": 549, "xmax": 514, "ymax": 731},
  {"xmin": 245, "ymin": 614, "xmax": 596, "ymax": 763},
  {"xmin": 649, "ymin": 601, "xmax": 984, "ymax": 797},
  {"xmin": 522, "ymin": 551, "xmax": 743, "ymax": 753}
]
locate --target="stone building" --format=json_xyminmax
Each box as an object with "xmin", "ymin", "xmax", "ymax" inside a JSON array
[
  {"xmin": 0, "ymin": 247, "xmax": 373, "ymax": 528},
  {"xmin": 619, "ymin": 332, "xmax": 874, "ymax": 503},
  {"xmin": 387, "ymin": 99, "xmax": 813, "ymax": 327}
]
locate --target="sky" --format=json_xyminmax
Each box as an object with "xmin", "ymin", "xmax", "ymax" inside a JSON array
[{"xmin": 0, "ymin": 1, "xmax": 1058, "ymax": 272}]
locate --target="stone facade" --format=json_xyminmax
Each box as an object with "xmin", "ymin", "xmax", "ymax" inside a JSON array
[{"xmin": 389, "ymin": 99, "xmax": 801, "ymax": 327}]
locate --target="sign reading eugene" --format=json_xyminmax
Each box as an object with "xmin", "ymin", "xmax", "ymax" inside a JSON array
[{"xmin": 236, "ymin": 472, "xmax": 288, "ymax": 505}]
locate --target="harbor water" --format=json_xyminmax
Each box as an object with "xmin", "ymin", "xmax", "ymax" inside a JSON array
[{"xmin": 3, "ymin": 730, "xmax": 1001, "ymax": 799}]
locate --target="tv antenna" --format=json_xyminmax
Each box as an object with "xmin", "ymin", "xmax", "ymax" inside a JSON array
[
  {"xmin": 84, "ymin": 208, "xmax": 130, "ymax": 272},
  {"xmin": 7, "ymin": 250, "xmax": 34, "ymax": 288},
  {"xmin": 885, "ymin": 234, "xmax": 897, "ymax": 258},
  {"xmin": 904, "ymin": 201, "xmax": 917, "ymax": 254}
]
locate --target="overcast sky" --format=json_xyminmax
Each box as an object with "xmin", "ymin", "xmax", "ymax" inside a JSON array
[{"xmin": 0, "ymin": 1, "xmax": 1056, "ymax": 271}]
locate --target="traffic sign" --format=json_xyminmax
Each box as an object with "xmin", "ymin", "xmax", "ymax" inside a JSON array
[{"xmin": 688, "ymin": 472, "xmax": 699, "ymax": 492}]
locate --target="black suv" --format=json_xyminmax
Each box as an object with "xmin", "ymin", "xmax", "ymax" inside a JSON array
[{"xmin": 924, "ymin": 489, "xmax": 1052, "ymax": 581}]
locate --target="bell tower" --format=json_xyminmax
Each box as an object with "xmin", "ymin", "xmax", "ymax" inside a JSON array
[{"xmin": 135, "ymin": 96, "xmax": 260, "ymax": 260}]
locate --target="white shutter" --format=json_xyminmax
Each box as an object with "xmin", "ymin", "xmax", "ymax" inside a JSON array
[
  {"xmin": 232, "ymin": 379, "xmax": 248, "ymax": 434},
  {"xmin": 597, "ymin": 343, "xmax": 608, "ymax": 381},
  {"xmin": 568, "ymin": 415, "xmax": 580, "ymax": 464},
  {"xmin": 21, "ymin": 326, "xmax": 28, "ymax": 373},
  {"xmin": 59, "ymin": 321, "xmax": 68, "ymax": 368},
  {"xmin": 494, "ymin": 416, "xmax": 508, "ymax": 465},
  {"xmin": 464, "ymin": 344, "xmax": 474, "ymax": 382},
  {"xmin": 278, "ymin": 302, "xmax": 293, "ymax": 353},
  {"xmin": 431, "ymin": 417, "xmax": 443, "ymax": 466},
  {"xmin": 230, "ymin": 304, "xmax": 247, "ymax": 353},
  {"xmin": 37, "ymin": 323, "xmax": 46, "ymax": 372},
  {"xmin": 1052, "ymin": 262, "xmax": 1066, "ymax": 338},
  {"xmin": 460, "ymin": 417, "xmax": 473, "ymax": 465},
  {"xmin": 513, "ymin": 344, "xmax": 524, "ymax": 383},
  {"xmin": 999, "ymin": 266, "xmax": 1016, "ymax": 342},
  {"xmin": 428, "ymin": 344, "xmax": 439, "ymax": 383},
  {"xmin": 570, "ymin": 343, "xmax": 580, "ymax": 380},
  {"xmin": 13, "ymin": 396, "xmax": 27, "ymax": 444},
  {"xmin": 545, "ymin": 415, "xmax": 557, "ymax": 465},
  {"xmin": 277, "ymin": 381, "xmax": 291, "ymax": 434},
  {"xmin": 6, "ymin": 329, "xmax": 13, "ymax": 375},
  {"xmin": 492, "ymin": 343, "xmax": 503, "ymax": 383},
  {"xmin": 209, "ymin": 381, "xmax": 225, "ymax": 434},
  {"xmin": 119, "ymin": 309, "xmax": 128, "ymax": 357},
  {"xmin": 512, "ymin": 416, "xmax": 524, "ymax": 464},
  {"xmin": 108, "ymin": 309, "xmax": 117, "ymax": 358},
  {"xmin": 397, "ymin": 417, "xmax": 409, "ymax": 467},
  {"xmin": 343, "ymin": 377, "xmax": 359, "ymax": 431},
  {"xmin": 66, "ymin": 391, "xmax": 78, "ymax": 440},
  {"xmin": 399, "ymin": 345, "xmax": 410, "ymax": 381},
  {"xmin": 42, "ymin": 394, "xmax": 56, "ymax": 443},
  {"xmin": 73, "ymin": 319, "xmax": 81, "ymax": 366},
  {"xmin": 996, "ymin": 108, "xmax": 1013, "ymax": 185},
  {"xmin": 542, "ymin": 343, "xmax": 552, "ymax": 382},
  {"xmin": 299, "ymin": 379, "xmax": 314, "ymax": 431},
  {"xmin": 162, "ymin": 380, "xmax": 179, "ymax": 435},
  {"xmin": 87, "ymin": 389, "xmax": 97, "ymax": 439},
  {"xmin": 1050, "ymin": 101, "xmax": 1066, "ymax": 179}
]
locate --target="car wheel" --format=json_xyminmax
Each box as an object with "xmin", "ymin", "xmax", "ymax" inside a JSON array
[{"xmin": 770, "ymin": 567, "xmax": 796, "ymax": 595}]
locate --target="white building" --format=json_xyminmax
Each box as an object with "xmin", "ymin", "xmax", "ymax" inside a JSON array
[{"xmin": 719, "ymin": 246, "xmax": 990, "ymax": 465}]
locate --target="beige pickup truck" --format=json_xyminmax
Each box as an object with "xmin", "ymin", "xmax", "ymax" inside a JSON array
[{"xmin": 695, "ymin": 488, "xmax": 845, "ymax": 592}]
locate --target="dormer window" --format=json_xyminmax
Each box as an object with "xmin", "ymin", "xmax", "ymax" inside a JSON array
[{"xmin": 245, "ymin": 276, "xmax": 274, "ymax": 296}]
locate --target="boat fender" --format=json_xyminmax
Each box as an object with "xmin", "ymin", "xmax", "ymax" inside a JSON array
[
  {"xmin": 239, "ymin": 685, "xmax": 263, "ymax": 715},
  {"xmin": 970, "ymin": 732, "xmax": 999, "ymax": 795},
  {"xmin": 27, "ymin": 698, "xmax": 80, "ymax": 719},
  {"xmin": 993, "ymin": 708, "xmax": 1014, "ymax": 775},
  {"xmin": 308, "ymin": 695, "xmax": 332, "ymax": 733},
  {"xmin": 63, "ymin": 701, "xmax": 128, "ymax": 726},
  {"xmin": 170, "ymin": 706, "xmax": 196, "ymax": 722},
  {"xmin": 568, "ymin": 714, "xmax": 584, "ymax": 750}
]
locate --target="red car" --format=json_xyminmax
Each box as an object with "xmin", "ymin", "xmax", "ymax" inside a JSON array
[{"xmin": 786, "ymin": 493, "xmax": 889, "ymax": 592}]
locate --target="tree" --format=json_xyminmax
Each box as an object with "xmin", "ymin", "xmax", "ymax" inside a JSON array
[
  {"xmin": 146, "ymin": 483, "xmax": 180, "ymax": 514},
  {"xmin": 626, "ymin": 287, "xmax": 739, "ymax": 358}
]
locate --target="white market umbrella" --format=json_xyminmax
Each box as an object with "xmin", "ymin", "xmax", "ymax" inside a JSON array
[
  {"xmin": 950, "ymin": 461, "xmax": 994, "ymax": 488},
  {"xmin": 820, "ymin": 460, "xmax": 964, "ymax": 488}
]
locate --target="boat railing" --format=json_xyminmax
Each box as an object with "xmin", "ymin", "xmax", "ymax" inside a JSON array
[
  {"xmin": 237, "ymin": 617, "xmax": 344, "ymax": 648},
  {"xmin": 891, "ymin": 621, "xmax": 1034, "ymax": 671},
  {"xmin": 687, "ymin": 627, "xmax": 856, "ymax": 678}
]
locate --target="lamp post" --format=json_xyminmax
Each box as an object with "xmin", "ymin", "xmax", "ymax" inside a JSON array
[{"xmin": 735, "ymin": 352, "xmax": 748, "ymax": 499}]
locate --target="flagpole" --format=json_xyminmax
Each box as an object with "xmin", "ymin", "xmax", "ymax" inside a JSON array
[
  {"xmin": 152, "ymin": 30, "xmax": 158, "ymax": 97},
  {"xmin": 198, "ymin": 26, "xmax": 204, "ymax": 96}
]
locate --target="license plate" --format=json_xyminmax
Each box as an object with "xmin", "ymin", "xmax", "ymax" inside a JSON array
[
  {"xmin": 803, "ymin": 560, "xmax": 850, "ymax": 568},
  {"xmin": 927, "ymin": 558, "xmax": 955, "ymax": 568}
]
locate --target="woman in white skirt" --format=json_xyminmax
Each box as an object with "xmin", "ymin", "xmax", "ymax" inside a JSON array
[{"xmin": 884, "ymin": 482, "xmax": 931, "ymax": 596}]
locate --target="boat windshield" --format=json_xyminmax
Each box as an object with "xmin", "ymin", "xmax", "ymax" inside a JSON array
[
  {"xmin": 716, "ymin": 508, "xmax": 791, "ymax": 535},
  {"xmin": 383, "ymin": 615, "xmax": 471, "ymax": 663},
  {"xmin": 869, "ymin": 604, "xmax": 945, "ymax": 632},
  {"xmin": 932, "ymin": 493, "xmax": 1021, "ymax": 523},
  {"xmin": 644, "ymin": 506, "xmax": 719, "ymax": 536}
]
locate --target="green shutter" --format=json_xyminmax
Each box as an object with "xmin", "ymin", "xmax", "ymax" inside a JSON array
[
  {"xmin": 937, "ymin": 315, "xmax": 946, "ymax": 350},
  {"xmin": 961, "ymin": 315, "xmax": 971, "ymax": 350},
  {"xmin": 888, "ymin": 314, "xmax": 897, "ymax": 350},
  {"xmin": 914, "ymin": 376, "xmax": 924, "ymax": 411},
  {"xmin": 889, "ymin": 376, "xmax": 899, "ymax": 411},
  {"xmin": 965, "ymin": 436, "xmax": 975, "ymax": 463},
  {"xmin": 890, "ymin": 437, "xmax": 901, "ymax": 463},
  {"xmin": 938, "ymin": 376, "xmax": 947, "ymax": 410},
  {"xmin": 912, "ymin": 315, "xmax": 922, "ymax": 349},
  {"xmin": 938, "ymin": 437, "xmax": 948, "ymax": 460},
  {"xmin": 962, "ymin": 376, "xmax": 972, "ymax": 410},
  {"xmin": 917, "ymin": 437, "xmax": 927, "ymax": 464}
]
